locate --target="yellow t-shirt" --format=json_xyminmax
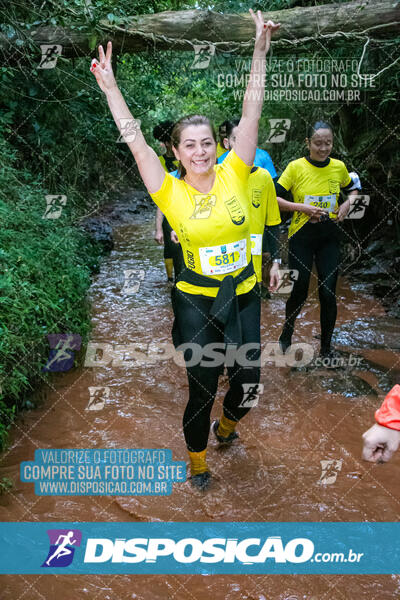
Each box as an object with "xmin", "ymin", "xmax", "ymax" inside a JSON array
[
  {"xmin": 248, "ymin": 167, "xmax": 281, "ymax": 282},
  {"xmin": 216, "ymin": 142, "xmax": 226, "ymax": 158},
  {"xmin": 158, "ymin": 155, "xmax": 178, "ymax": 173},
  {"xmin": 278, "ymin": 157, "xmax": 352, "ymax": 238},
  {"xmin": 150, "ymin": 150, "xmax": 257, "ymax": 297}
]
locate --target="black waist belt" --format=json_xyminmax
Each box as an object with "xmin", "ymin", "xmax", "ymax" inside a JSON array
[{"xmin": 174, "ymin": 260, "xmax": 255, "ymax": 347}]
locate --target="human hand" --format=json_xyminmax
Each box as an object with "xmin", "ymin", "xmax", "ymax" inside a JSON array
[
  {"xmin": 301, "ymin": 204, "xmax": 326, "ymax": 220},
  {"xmin": 171, "ymin": 230, "xmax": 179, "ymax": 244},
  {"xmin": 362, "ymin": 423, "xmax": 400, "ymax": 463},
  {"xmin": 249, "ymin": 9, "xmax": 280, "ymax": 54},
  {"xmin": 90, "ymin": 41, "xmax": 117, "ymax": 94},
  {"xmin": 334, "ymin": 199, "xmax": 350, "ymax": 222},
  {"xmin": 269, "ymin": 262, "xmax": 280, "ymax": 292},
  {"xmin": 154, "ymin": 229, "xmax": 164, "ymax": 244}
]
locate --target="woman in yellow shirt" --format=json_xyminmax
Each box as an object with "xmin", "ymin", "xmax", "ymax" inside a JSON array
[
  {"xmin": 275, "ymin": 121, "xmax": 360, "ymax": 358},
  {"xmin": 90, "ymin": 10, "xmax": 280, "ymax": 490}
]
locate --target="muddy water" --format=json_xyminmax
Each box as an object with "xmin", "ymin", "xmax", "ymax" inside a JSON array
[{"xmin": 1, "ymin": 209, "xmax": 400, "ymax": 599}]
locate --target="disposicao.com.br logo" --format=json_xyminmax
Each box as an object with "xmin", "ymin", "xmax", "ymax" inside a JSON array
[
  {"xmin": 37, "ymin": 530, "xmax": 364, "ymax": 572},
  {"xmin": 0, "ymin": 522, "xmax": 384, "ymax": 575},
  {"xmin": 82, "ymin": 536, "xmax": 358, "ymax": 565}
]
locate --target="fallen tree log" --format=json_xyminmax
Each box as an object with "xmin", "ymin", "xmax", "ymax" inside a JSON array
[{"xmin": 0, "ymin": 0, "xmax": 399, "ymax": 63}]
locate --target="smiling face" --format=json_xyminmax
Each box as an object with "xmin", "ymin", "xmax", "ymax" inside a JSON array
[
  {"xmin": 306, "ymin": 128, "xmax": 333, "ymax": 161},
  {"xmin": 173, "ymin": 124, "xmax": 216, "ymax": 176}
]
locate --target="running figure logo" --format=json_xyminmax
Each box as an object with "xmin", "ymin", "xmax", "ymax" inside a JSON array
[
  {"xmin": 267, "ymin": 119, "xmax": 291, "ymax": 143},
  {"xmin": 239, "ymin": 383, "xmax": 264, "ymax": 408},
  {"xmin": 117, "ymin": 118, "xmax": 141, "ymax": 143},
  {"xmin": 42, "ymin": 334, "xmax": 82, "ymax": 372},
  {"xmin": 275, "ymin": 269, "xmax": 299, "ymax": 294},
  {"xmin": 42, "ymin": 195, "xmax": 67, "ymax": 219},
  {"xmin": 345, "ymin": 195, "xmax": 370, "ymax": 219},
  {"xmin": 122, "ymin": 269, "xmax": 145, "ymax": 295},
  {"xmin": 86, "ymin": 386, "xmax": 110, "ymax": 411},
  {"xmin": 42, "ymin": 529, "xmax": 82, "ymax": 567},
  {"xmin": 38, "ymin": 44, "xmax": 62, "ymax": 69},
  {"xmin": 190, "ymin": 194, "xmax": 216, "ymax": 219},
  {"xmin": 191, "ymin": 45, "xmax": 215, "ymax": 69},
  {"xmin": 318, "ymin": 459, "xmax": 343, "ymax": 485}
]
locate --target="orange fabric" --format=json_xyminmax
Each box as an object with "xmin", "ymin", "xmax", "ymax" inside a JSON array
[{"xmin": 375, "ymin": 385, "xmax": 400, "ymax": 430}]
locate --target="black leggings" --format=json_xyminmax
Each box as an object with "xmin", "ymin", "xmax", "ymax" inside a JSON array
[
  {"xmin": 282, "ymin": 220, "xmax": 340, "ymax": 352},
  {"xmin": 162, "ymin": 217, "xmax": 185, "ymax": 279},
  {"xmin": 172, "ymin": 286, "xmax": 261, "ymax": 452}
]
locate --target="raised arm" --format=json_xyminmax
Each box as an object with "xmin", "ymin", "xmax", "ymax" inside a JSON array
[
  {"xmin": 90, "ymin": 41, "xmax": 165, "ymax": 194},
  {"xmin": 234, "ymin": 10, "xmax": 280, "ymax": 166}
]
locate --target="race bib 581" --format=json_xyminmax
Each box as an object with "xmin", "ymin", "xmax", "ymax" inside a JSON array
[{"xmin": 199, "ymin": 239, "xmax": 247, "ymax": 275}]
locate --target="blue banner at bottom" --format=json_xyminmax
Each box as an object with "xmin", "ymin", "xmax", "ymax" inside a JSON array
[{"xmin": 0, "ymin": 522, "xmax": 398, "ymax": 574}]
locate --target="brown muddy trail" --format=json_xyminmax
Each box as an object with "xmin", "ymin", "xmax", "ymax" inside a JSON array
[{"xmin": 1, "ymin": 201, "xmax": 400, "ymax": 599}]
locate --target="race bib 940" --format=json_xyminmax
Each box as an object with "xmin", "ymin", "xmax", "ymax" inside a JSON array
[
  {"xmin": 304, "ymin": 194, "xmax": 336, "ymax": 213},
  {"xmin": 199, "ymin": 239, "xmax": 247, "ymax": 275}
]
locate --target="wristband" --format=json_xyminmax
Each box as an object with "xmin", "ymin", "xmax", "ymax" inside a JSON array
[{"xmin": 375, "ymin": 384, "xmax": 400, "ymax": 431}]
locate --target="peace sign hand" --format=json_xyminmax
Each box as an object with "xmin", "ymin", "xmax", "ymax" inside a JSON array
[
  {"xmin": 249, "ymin": 9, "xmax": 280, "ymax": 54},
  {"xmin": 90, "ymin": 41, "xmax": 117, "ymax": 94}
]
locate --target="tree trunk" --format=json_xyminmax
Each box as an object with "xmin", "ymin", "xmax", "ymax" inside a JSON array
[{"xmin": 1, "ymin": 0, "xmax": 399, "ymax": 63}]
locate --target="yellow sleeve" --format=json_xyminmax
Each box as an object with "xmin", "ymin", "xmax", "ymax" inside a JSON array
[
  {"xmin": 219, "ymin": 149, "xmax": 252, "ymax": 181},
  {"xmin": 158, "ymin": 155, "xmax": 168, "ymax": 173},
  {"xmin": 277, "ymin": 161, "xmax": 294, "ymax": 191},
  {"xmin": 265, "ymin": 175, "xmax": 282, "ymax": 226},
  {"xmin": 216, "ymin": 142, "xmax": 225, "ymax": 158},
  {"xmin": 149, "ymin": 172, "xmax": 175, "ymax": 213},
  {"xmin": 340, "ymin": 162, "xmax": 352, "ymax": 188}
]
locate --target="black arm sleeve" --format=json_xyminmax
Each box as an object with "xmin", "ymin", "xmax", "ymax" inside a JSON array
[
  {"xmin": 342, "ymin": 180, "xmax": 355, "ymax": 192},
  {"xmin": 264, "ymin": 224, "xmax": 280, "ymax": 260},
  {"xmin": 274, "ymin": 181, "xmax": 290, "ymax": 200}
]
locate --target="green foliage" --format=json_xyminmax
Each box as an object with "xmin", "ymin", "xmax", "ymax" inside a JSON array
[
  {"xmin": 0, "ymin": 476, "xmax": 13, "ymax": 495},
  {"xmin": 0, "ymin": 401, "xmax": 15, "ymax": 451},
  {"xmin": 0, "ymin": 124, "xmax": 103, "ymax": 450}
]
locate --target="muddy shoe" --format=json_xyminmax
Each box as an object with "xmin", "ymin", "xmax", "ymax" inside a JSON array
[
  {"xmin": 211, "ymin": 419, "xmax": 239, "ymax": 445},
  {"xmin": 189, "ymin": 471, "xmax": 211, "ymax": 491}
]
